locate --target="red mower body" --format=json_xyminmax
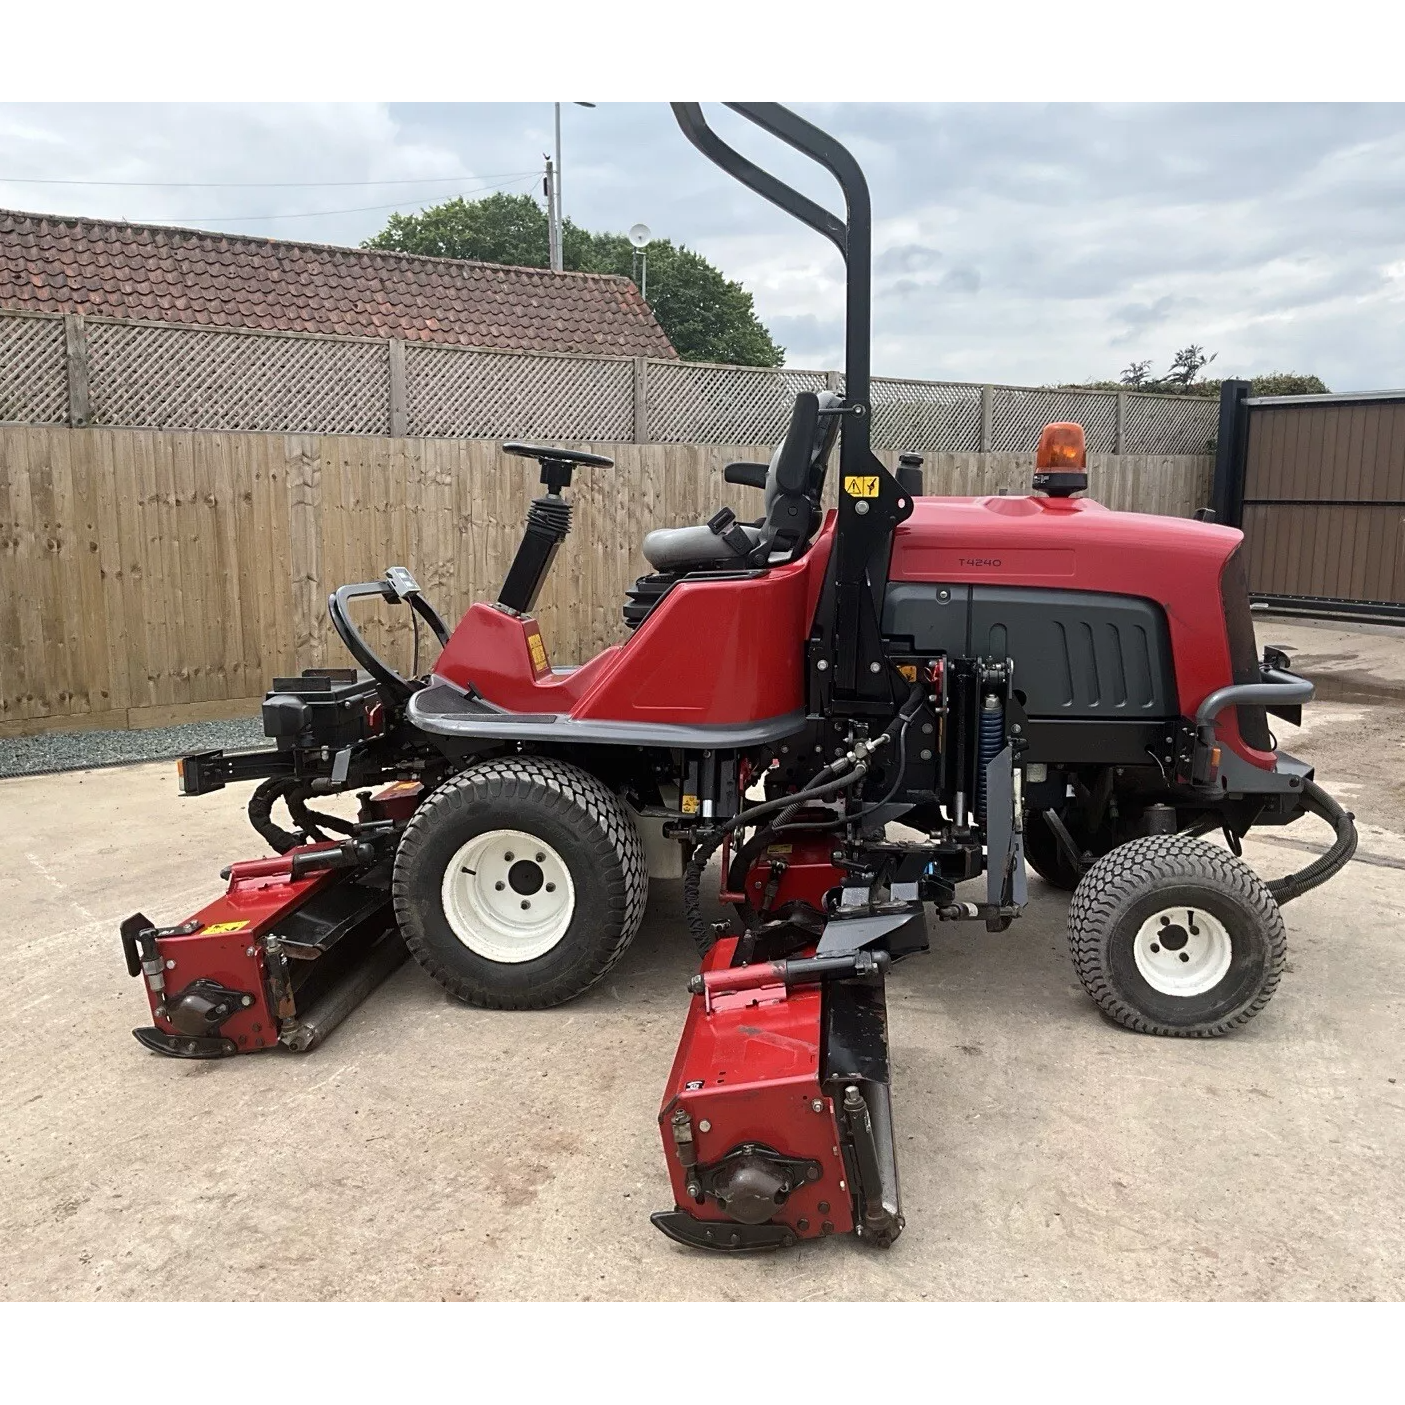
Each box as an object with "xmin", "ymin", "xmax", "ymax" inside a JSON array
[
  {"xmin": 888, "ymin": 495, "xmax": 1268, "ymax": 766},
  {"xmin": 433, "ymin": 520, "xmax": 835, "ymax": 726},
  {"xmin": 428, "ymin": 498, "xmax": 1266, "ymax": 765}
]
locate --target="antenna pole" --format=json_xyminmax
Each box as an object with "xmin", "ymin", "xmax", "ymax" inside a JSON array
[
  {"xmin": 551, "ymin": 102, "xmax": 564, "ymax": 272},
  {"xmin": 544, "ymin": 157, "xmax": 561, "ymax": 272}
]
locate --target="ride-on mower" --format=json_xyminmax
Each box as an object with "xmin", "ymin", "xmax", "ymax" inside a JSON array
[{"xmin": 121, "ymin": 103, "xmax": 1356, "ymax": 1253}]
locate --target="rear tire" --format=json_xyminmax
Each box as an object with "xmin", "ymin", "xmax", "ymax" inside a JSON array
[
  {"xmin": 1024, "ymin": 810, "xmax": 1085, "ymax": 891},
  {"xmin": 393, "ymin": 756, "xmax": 647, "ymax": 1009},
  {"xmin": 1067, "ymin": 834, "xmax": 1286, "ymax": 1037}
]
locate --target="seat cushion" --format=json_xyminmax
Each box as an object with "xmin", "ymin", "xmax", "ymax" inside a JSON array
[{"xmin": 641, "ymin": 522, "xmax": 762, "ymax": 573}]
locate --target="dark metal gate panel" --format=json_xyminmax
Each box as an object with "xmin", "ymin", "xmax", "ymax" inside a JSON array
[{"xmin": 1215, "ymin": 385, "xmax": 1405, "ymax": 618}]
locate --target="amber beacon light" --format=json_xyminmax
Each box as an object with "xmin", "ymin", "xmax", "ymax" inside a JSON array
[{"xmin": 1033, "ymin": 421, "xmax": 1088, "ymax": 498}]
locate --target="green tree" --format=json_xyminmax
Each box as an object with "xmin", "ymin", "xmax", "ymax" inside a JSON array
[
  {"xmin": 364, "ymin": 193, "xmax": 784, "ymax": 367},
  {"xmin": 1246, "ymin": 372, "xmax": 1329, "ymax": 396},
  {"xmin": 1081, "ymin": 352, "xmax": 1329, "ymax": 398},
  {"xmin": 367, "ymin": 192, "xmax": 550, "ymax": 268},
  {"xmin": 1166, "ymin": 344, "xmax": 1217, "ymax": 386}
]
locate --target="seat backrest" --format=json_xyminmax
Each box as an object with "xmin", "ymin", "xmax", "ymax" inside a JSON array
[
  {"xmin": 757, "ymin": 390, "xmax": 843, "ymax": 562},
  {"xmin": 762, "ymin": 389, "xmax": 842, "ymax": 513}
]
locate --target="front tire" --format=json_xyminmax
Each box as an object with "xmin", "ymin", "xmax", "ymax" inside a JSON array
[
  {"xmin": 393, "ymin": 756, "xmax": 647, "ymax": 1009},
  {"xmin": 1067, "ymin": 835, "xmax": 1286, "ymax": 1037}
]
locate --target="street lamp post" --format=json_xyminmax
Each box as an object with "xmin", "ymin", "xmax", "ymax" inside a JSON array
[{"xmin": 550, "ymin": 101, "xmax": 594, "ymax": 273}]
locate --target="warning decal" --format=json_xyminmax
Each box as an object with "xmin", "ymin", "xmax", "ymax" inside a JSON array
[
  {"xmin": 204, "ymin": 921, "xmax": 249, "ymax": 934},
  {"xmin": 524, "ymin": 625, "xmax": 551, "ymax": 679},
  {"xmin": 843, "ymin": 475, "xmax": 879, "ymax": 498}
]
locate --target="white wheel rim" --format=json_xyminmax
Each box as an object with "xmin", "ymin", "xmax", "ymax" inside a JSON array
[
  {"xmin": 1133, "ymin": 906, "xmax": 1233, "ymax": 997},
  {"xmin": 440, "ymin": 829, "xmax": 576, "ymax": 964}
]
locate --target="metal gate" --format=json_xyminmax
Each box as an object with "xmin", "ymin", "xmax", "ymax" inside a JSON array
[{"xmin": 1212, "ymin": 384, "xmax": 1405, "ymax": 620}]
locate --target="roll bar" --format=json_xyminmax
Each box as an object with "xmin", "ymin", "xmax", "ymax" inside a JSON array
[
  {"xmin": 671, "ymin": 102, "xmax": 911, "ymax": 707},
  {"xmin": 670, "ymin": 103, "xmax": 873, "ymax": 450}
]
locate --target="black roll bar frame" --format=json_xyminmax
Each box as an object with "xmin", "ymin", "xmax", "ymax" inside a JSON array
[{"xmin": 671, "ymin": 103, "xmax": 913, "ymax": 708}]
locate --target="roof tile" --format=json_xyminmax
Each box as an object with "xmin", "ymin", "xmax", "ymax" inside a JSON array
[{"xmin": 0, "ymin": 208, "xmax": 676, "ymax": 359}]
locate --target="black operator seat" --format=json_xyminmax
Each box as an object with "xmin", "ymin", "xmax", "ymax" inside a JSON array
[{"xmin": 640, "ymin": 390, "xmax": 841, "ymax": 574}]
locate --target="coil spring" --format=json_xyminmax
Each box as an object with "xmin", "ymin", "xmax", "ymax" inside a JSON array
[{"xmin": 976, "ymin": 695, "xmax": 1003, "ymax": 823}]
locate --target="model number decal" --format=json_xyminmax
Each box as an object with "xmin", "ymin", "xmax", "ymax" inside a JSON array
[{"xmin": 958, "ymin": 557, "xmax": 1002, "ymax": 567}]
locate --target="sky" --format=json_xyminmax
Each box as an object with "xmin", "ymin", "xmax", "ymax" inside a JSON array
[{"xmin": 2, "ymin": 101, "xmax": 1402, "ymax": 392}]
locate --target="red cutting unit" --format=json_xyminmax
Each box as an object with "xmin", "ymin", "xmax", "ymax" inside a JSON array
[{"xmin": 652, "ymin": 935, "xmax": 902, "ymax": 1252}]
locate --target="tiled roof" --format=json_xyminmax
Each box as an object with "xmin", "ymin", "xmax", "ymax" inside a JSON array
[{"xmin": 0, "ymin": 208, "xmax": 676, "ymax": 358}]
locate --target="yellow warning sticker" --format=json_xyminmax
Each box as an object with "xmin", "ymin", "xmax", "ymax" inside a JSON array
[
  {"xmin": 844, "ymin": 475, "xmax": 879, "ymax": 498},
  {"xmin": 897, "ymin": 664, "xmax": 918, "ymax": 682},
  {"xmin": 680, "ymin": 794, "xmax": 700, "ymax": 815},
  {"xmin": 204, "ymin": 920, "xmax": 249, "ymax": 934}
]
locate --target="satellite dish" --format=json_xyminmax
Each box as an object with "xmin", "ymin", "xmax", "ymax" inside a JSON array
[{"xmin": 629, "ymin": 223, "xmax": 652, "ymax": 249}]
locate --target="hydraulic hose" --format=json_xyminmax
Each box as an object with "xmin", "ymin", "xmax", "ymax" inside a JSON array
[
  {"xmin": 286, "ymin": 789, "xmax": 358, "ymax": 840},
  {"xmin": 1163, "ymin": 783, "xmax": 1355, "ymax": 906},
  {"xmin": 247, "ymin": 777, "xmax": 359, "ymax": 854},
  {"xmin": 1265, "ymin": 779, "xmax": 1357, "ymax": 906},
  {"xmin": 683, "ymin": 763, "xmax": 870, "ymax": 955},
  {"xmin": 683, "ymin": 681, "xmax": 928, "ymax": 953},
  {"xmin": 247, "ymin": 777, "xmax": 304, "ymax": 855}
]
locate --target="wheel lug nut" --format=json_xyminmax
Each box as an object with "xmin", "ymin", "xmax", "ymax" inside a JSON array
[
  {"xmin": 1150, "ymin": 943, "xmax": 1160, "ymax": 953},
  {"xmin": 545, "ymin": 882, "xmax": 556, "ymax": 892},
  {"xmin": 495, "ymin": 881, "xmax": 505, "ymax": 891},
  {"xmin": 521, "ymin": 900, "xmax": 531, "ymax": 910},
  {"xmin": 535, "ymin": 852, "xmax": 545, "ymax": 862},
  {"xmin": 1179, "ymin": 952, "xmax": 1190, "ymax": 962}
]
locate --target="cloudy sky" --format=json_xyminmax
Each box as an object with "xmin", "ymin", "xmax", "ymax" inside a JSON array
[{"xmin": 2, "ymin": 101, "xmax": 1402, "ymax": 391}]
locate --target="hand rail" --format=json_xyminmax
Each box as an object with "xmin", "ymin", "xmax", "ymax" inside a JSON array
[{"xmin": 1195, "ymin": 668, "xmax": 1316, "ymax": 726}]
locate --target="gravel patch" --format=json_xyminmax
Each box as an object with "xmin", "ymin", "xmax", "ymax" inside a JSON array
[{"xmin": 0, "ymin": 716, "xmax": 266, "ymax": 779}]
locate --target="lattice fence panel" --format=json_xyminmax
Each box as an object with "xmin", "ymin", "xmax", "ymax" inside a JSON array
[
  {"xmin": 871, "ymin": 377, "xmax": 982, "ymax": 452},
  {"xmin": 990, "ymin": 388, "xmax": 1119, "ymax": 453},
  {"xmin": 407, "ymin": 345, "xmax": 633, "ymax": 441},
  {"xmin": 0, "ymin": 315, "xmax": 68, "ymax": 424},
  {"xmin": 1124, "ymin": 393, "xmax": 1219, "ymax": 455},
  {"xmin": 646, "ymin": 360, "xmax": 830, "ymax": 444},
  {"xmin": 87, "ymin": 321, "xmax": 390, "ymax": 433}
]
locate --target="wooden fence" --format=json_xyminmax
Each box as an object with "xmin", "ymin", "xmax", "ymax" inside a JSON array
[{"xmin": 0, "ymin": 425, "xmax": 1212, "ymax": 736}]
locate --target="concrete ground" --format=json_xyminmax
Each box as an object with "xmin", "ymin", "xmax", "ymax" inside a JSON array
[{"xmin": 1, "ymin": 617, "xmax": 1402, "ymax": 1302}]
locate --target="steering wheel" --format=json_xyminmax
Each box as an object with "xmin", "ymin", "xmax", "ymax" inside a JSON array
[
  {"xmin": 503, "ymin": 443, "xmax": 615, "ymax": 468},
  {"xmin": 504, "ymin": 442, "xmax": 614, "ymax": 495}
]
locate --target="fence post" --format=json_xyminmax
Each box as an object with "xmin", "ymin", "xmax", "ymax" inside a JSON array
[
  {"xmin": 1114, "ymin": 392, "xmax": 1126, "ymax": 454},
  {"xmin": 388, "ymin": 339, "xmax": 407, "ymax": 437},
  {"xmin": 1211, "ymin": 379, "xmax": 1252, "ymax": 526},
  {"xmin": 632, "ymin": 357, "xmax": 650, "ymax": 444},
  {"xmin": 825, "ymin": 369, "xmax": 842, "ymax": 393},
  {"xmin": 63, "ymin": 313, "xmax": 90, "ymax": 427},
  {"xmin": 980, "ymin": 384, "xmax": 993, "ymax": 452}
]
